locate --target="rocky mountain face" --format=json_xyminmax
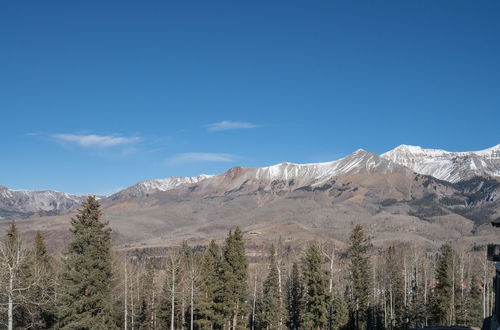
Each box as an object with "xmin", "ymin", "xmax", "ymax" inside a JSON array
[
  {"xmin": 381, "ymin": 144, "xmax": 500, "ymax": 182},
  {"xmin": 0, "ymin": 186, "xmax": 85, "ymax": 220},
  {"xmin": 107, "ymin": 174, "xmax": 213, "ymax": 203}
]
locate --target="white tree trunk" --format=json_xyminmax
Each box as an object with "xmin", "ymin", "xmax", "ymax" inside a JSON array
[
  {"xmin": 171, "ymin": 260, "xmax": 176, "ymax": 330},
  {"xmin": 8, "ymin": 269, "xmax": 13, "ymax": 330},
  {"xmin": 125, "ymin": 263, "xmax": 128, "ymax": 330}
]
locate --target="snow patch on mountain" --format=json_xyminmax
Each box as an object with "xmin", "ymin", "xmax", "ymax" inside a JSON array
[
  {"xmin": 251, "ymin": 149, "xmax": 412, "ymax": 187},
  {"xmin": 0, "ymin": 186, "xmax": 85, "ymax": 216},
  {"xmin": 381, "ymin": 144, "xmax": 500, "ymax": 182}
]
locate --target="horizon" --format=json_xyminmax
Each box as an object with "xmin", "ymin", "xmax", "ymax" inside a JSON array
[{"xmin": 2, "ymin": 1, "xmax": 499, "ymax": 194}]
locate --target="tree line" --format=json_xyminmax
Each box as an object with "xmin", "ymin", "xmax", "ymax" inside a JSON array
[{"xmin": 0, "ymin": 196, "xmax": 496, "ymax": 329}]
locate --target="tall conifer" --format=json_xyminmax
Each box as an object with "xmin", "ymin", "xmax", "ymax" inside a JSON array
[
  {"xmin": 347, "ymin": 224, "xmax": 372, "ymax": 330},
  {"xmin": 58, "ymin": 196, "xmax": 118, "ymax": 329},
  {"xmin": 221, "ymin": 227, "xmax": 248, "ymax": 330},
  {"xmin": 431, "ymin": 243, "xmax": 454, "ymax": 326},
  {"xmin": 300, "ymin": 244, "xmax": 329, "ymax": 330}
]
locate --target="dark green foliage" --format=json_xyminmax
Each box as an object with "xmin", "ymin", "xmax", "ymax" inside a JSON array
[
  {"xmin": 220, "ymin": 227, "xmax": 248, "ymax": 329},
  {"xmin": 57, "ymin": 196, "xmax": 118, "ymax": 329},
  {"xmin": 347, "ymin": 224, "xmax": 372, "ymax": 330},
  {"xmin": 467, "ymin": 274, "xmax": 483, "ymax": 327},
  {"xmin": 431, "ymin": 243, "xmax": 454, "ymax": 326},
  {"xmin": 194, "ymin": 240, "xmax": 223, "ymax": 329},
  {"xmin": 331, "ymin": 294, "xmax": 348, "ymax": 330},
  {"xmin": 28, "ymin": 231, "xmax": 57, "ymax": 328},
  {"xmin": 258, "ymin": 245, "xmax": 282, "ymax": 329},
  {"xmin": 300, "ymin": 244, "xmax": 329, "ymax": 329},
  {"xmin": 286, "ymin": 262, "xmax": 302, "ymax": 330}
]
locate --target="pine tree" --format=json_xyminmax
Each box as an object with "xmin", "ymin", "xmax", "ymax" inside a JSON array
[
  {"xmin": 258, "ymin": 245, "xmax": 282, "ymax": 329},
  {"xmin": 286, "ymin": 262, "xmax": 302, "ymax": 330},
  {"xmin": 58, "ymin": 196, "xmax": 118, "ymax": 329},
  {"xmin": 467, "ymin": 274, "xmax": 483, "ymax": 328},
  {"xmin": 28, "ymin": 231, "xmax": 57, "ymax": 328},
  {"xmin": 220, "ymin": 227, "xmax": 248, "ymax": 330},
  {"xmin": 332, "ymin": 293, "xmax": 349, "ymax": 330},
  {"xmin": 194, "ymin": 240, "xmax": 223, "ymax": 329},
  {"xmin": 347, "ymin": 224, "xmax": 372, "ymax": 330},
  {"xmin": 431, "ymin": 243, "xmax": 454, "ymax": 326},
  {"xmin": 300, "ymin": 244, "xmax": 329, "ymax": 330}
]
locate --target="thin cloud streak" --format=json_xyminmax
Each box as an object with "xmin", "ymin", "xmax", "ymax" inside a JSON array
[
  {"xmin": 207, "ymin": 120, "xmax": 259, "ymax": 132},
  {"xmin": 167, "ymin": 152, "xmax": 237, "ymax": 164},
  {"xmin": 52, "ymin": 134, "xmax": 140, "ymax": 147}
]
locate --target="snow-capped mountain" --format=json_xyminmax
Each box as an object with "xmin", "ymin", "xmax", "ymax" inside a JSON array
[
  {"xmin": 253, "ymin": 149, "xmax": 410, "ymax": 185},
  {"xmin": 107, "ymin": 174, "xmax": 213, "ymax": 201},
  {"xmin": 381, "ymin": 144, "xmax": 500, "ymax": 182},
  {"xmin": 0, "ymin": 186, "xmax": 85, "ymax": 219}
]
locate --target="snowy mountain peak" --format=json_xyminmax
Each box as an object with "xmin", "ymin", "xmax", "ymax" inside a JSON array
[
  {"xmin": 108, "ymin": 174, "xmax": 214, "ymax": 201},
  {"xmin": 381, "ymin": 144, "xmax": 500, "ymax": 182},
  {"xmin": 248, "ymin": 149, "xmax": 410, "ymax": 188},
  {"xmin": 0, "ymin": 187, "xmax": 86, "ymax": 219}
]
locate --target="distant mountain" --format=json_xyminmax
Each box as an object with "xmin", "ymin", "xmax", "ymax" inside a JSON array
[
  {"xmin": 0, "ymin": 186, "xmax": 85, "ymax": 219},
  {"xmin": 107, "ymin": 175, "xmax": 213, "ymax": 203},
  {"xmin": 381, "ymin": 144, "xmax": 500, "ymax": 182}
]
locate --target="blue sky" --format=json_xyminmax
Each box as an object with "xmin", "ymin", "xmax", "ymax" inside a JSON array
[{"xmin": 1, "ymin": 1, "xmax": 499, "ymax": 195}]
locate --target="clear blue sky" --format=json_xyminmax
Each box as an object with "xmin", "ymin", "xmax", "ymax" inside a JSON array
[{"xmin": 1, "ymin": 1, "xmax": 499, "ymax": 194}]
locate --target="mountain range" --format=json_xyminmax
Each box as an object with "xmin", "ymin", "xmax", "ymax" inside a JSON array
[{"xmin": 1, "ymin": 144, "xmax": 499, "ymax": 251}]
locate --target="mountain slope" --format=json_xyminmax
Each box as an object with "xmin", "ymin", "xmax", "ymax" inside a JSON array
[
  {"xmin": 381, "ymin": 144, "xmax": 500, "ymax": 182},
  {"xmin": 0, "ymin": 186, "xmax": 85, "ymax": 219}
]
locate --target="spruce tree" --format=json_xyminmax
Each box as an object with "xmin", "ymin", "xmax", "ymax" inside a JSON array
[
  {"xmin": 58, "ymin": 196, "xmax": 118, "ymax": 329},
  {"xmin": 467, "ymin": 274, "xmax": 483, "ymax": 328},
  {"xmin": 347, "ymin": 224, "xmax": 372, "ymax": 330},
  {"xmin": 194, "ymin": 240, "xmax": 223, "ymax": 329},
  {"xmin": 431, "ymin": 243, "xmax": 454, "ymax": 326},
  {"xmin": 220, "ymin": 227, "xmax": 248, "ymax": 330},
  {"xmin": 332, "ymin": 294, "xmax": 348, "ymax": 330},
  {"xmin": 259, "ymin": 245, "xmax": 282, "ymax": 329},
  {"xmin": 28, "ymin": 231, "xmax": 56, "ymax": 328},
  {"xmin": 286, "ymin": 262, "xmax": 302, "ymax": 330},
  {"xmin": 300, "ymin": 244, "xmax": 329, "ymax": 330}
]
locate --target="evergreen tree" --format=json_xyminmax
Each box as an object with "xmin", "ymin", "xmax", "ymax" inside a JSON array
[
  {"xmin": 300, "ymin": 244, "xmax": 329, "ymax": 330},
  {"xmin": 28, "ymin": 231, "xmax": 57, "ymax": 328},
  {"xmin": 194, "ymin": 240, "xmax": 223, "ymax": 329},
  {"xmin": 347, "ymin": 224, "xmax": 372, "ymax": 330},
  {"xmin": 467, "ymin": 274, "xmax": 483, "ymax": 328},
  {"xmin": 58, "ymin": 196, "xmax": 118, "ymax": 329},
  {"xmin": 285, "ymin": 262, "xmax": 302, "ymax": 330},
  {"xmin": 431, "ymin": 243, "xmax": 454, "ymax": 326},
  {"xmin": 220, "ymin": 227, "xmax": 248, "ymax": 330},
  {"xmin": 331, "ymin": 293, "xmax": 348, "ymax": 330},
  {"xmin": 258, "ymin": 245, "xmax": 282, "ymax": 329}
]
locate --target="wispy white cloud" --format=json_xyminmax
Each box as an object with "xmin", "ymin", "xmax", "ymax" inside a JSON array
[
  {"xmin": 167, "ymin": 152, "xmax": 237, "ymax": 164},
  {"xmin": 207, "ymin": 120, "xmax": 259, "ymax": 132},
  {"xmin": 52, "ymin": 134, "xmax": 140, "ymax": 147}
]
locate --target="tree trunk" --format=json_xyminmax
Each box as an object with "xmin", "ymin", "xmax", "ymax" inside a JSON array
[
  {"xmin": 190, "ymin": 273, "xmax": 194, "ymax": 330},
  {"xmin": 8, "ymin": 269, "xmax": 13, "ymax": 330},
  {"xmin": 171, "ymin": 264, "xmax": 175, "ymax": 330},
  {"xmin": 125, "ymin": 263, "xmax": 128, "ymax": 330}
]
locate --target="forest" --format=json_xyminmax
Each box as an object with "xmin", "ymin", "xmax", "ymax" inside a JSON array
[{"xmin": 0, "ymin": 196, "xmax": 496, "ymax": 330}]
